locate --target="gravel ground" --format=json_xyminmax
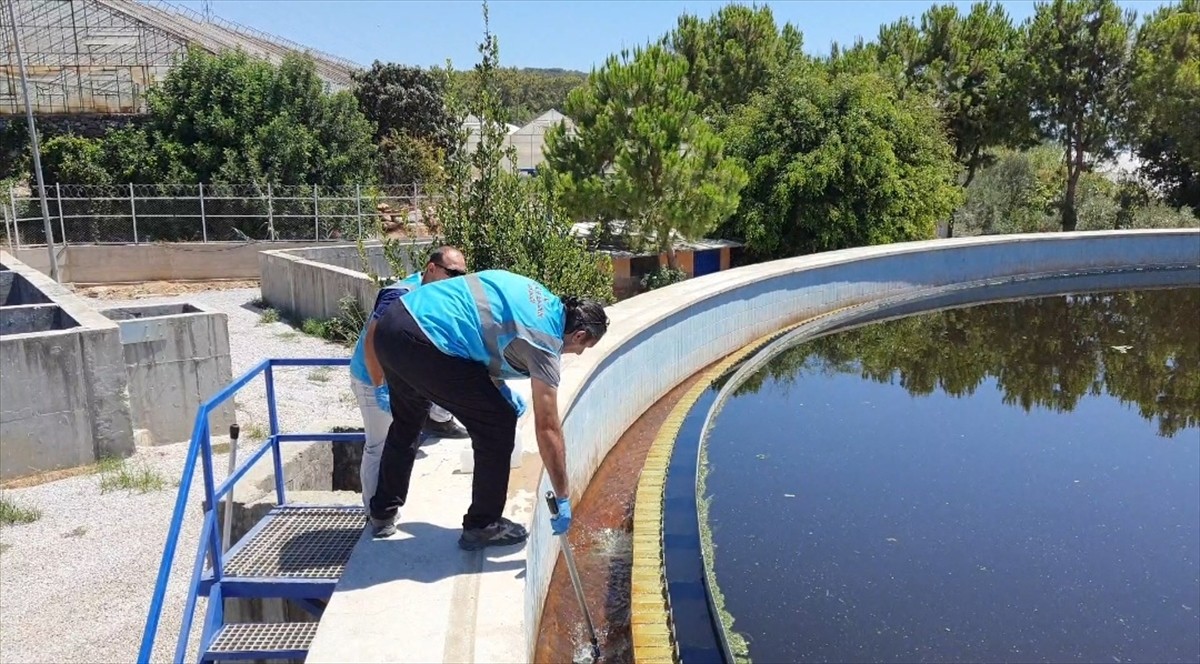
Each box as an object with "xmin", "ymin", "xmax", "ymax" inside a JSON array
[{"xmin": 0, "ymin": 287, "xmax": 361, "ymax": 664}]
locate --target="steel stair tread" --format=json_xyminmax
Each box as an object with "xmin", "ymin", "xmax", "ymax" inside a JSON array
[
  {"xmin": 219, "ymin": 504, "xmax": 364, "ymax": 580},
  {"xmin": 204, "ymin": 622, "xmax": 318, "ymax": 658}
]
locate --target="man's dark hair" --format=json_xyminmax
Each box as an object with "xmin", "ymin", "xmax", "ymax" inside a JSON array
[{"xmin": 562, "ymin": 296, "xmax": 609, "ymax": 342}]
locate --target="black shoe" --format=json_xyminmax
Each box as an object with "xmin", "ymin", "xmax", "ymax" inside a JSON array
[
  {"xmin": 423, "ymin": 416, "xmax": 469, "ymax": 439},
  {"xmin": 458, "ymin": 516, "xmax": 528, "ymax": 551},
  {"xmin": 370, "ymin": 516, "xmax": 397, "ymax": 538}
]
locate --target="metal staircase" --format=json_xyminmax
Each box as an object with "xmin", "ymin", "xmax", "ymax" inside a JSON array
[{"xmin": 137, "ymin": 358, "xmax": 366, "ymax": 664}]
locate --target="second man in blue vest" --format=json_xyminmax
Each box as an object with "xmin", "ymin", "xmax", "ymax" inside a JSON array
[
  {"xmin": 348, "ymin": 245, "xmax": 470, "ymax": 512},
  {"xmin": 368, "ymin": 269, "xmax": 610, "ymax": 550}
]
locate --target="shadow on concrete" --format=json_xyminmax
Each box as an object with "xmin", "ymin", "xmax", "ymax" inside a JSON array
[
  {"xmin": 336, "ymin": 521, "xmax": 526, "ymax": 590},
  {"xmin": 277, "ymin": 526, "xmax": 365, "ymax": 575}
]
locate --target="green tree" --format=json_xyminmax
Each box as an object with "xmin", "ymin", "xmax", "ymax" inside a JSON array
[
  {"xmin": 144, "ymin": 47, "xmax": 376, "ymax": 187},
  {"xmin": 666, "ymin": 4, "xmax": 803, "ymax": 125},
  {"xmin": 448, "ymin": 67, "xmax": 587, "ymax": 125},
  {"xmin": 877, "ymin": 2, "xmax": 1032, "ymax": 191},
  {"xmin": 1, "ymin": 121, "xmax": 29, "ymax": 183},
  {"xmin": 351, "ymin": 61, "xmax": 456, "ymax": 148},
  {"xmin": 39, "ymin": 135, "xmax": 110, "ymax": 186},
  {"xmin": 1126, "ymin": 0, "xmax": 1200, "ymax": 213},
  {"xmin": 956, "ymin": 143, "xmax": 1066, "ymax": 235},
  {"xmin": 1021, "ymin": 0, "xmax": 1136, "ymax": 232},
  {"xmin": 543, "ymin": 44, "xmax": 747, "ymax": 269},
  {"xmin": 721, "ymin": 58, "xmax": 962, "ymax": 259},
  {"xmin": 386, "ymin": 2, "xmax": 613, "ymax": 302}
]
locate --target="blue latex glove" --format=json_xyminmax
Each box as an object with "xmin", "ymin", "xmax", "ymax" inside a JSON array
[
  {"xmin": 550, "ymin": 496, "xmax": 572, "ymax": 535},
  {"xmin": 374, "ymin": 384, "xmax": 391, "ymax": 412},
  {"xmin": 498, "ymin": 382, "xmax": 527, "ymax": 418}
]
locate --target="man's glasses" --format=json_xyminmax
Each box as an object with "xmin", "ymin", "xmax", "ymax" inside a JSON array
[{"xmin": 435, "ymin": 262, "xmax": 466, "ymax": 278}]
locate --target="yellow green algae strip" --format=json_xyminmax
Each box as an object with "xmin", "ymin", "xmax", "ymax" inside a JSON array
[
  {"xmin": 631, "ymin": 304, "xmax": 864, "ymax": 664},
  {"xmin": 630, "ymin": 323, "xmax": 798, "ymax": 663}
]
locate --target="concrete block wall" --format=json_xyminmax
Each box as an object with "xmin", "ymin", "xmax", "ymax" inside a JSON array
[
  {"xmin": 258, "ymin": 241, "xmax": 430, "ymax": 323},
  {"xmin": 516, "ymin": 229, "xmax": 1200, "ymax": 659},
  {"xmin": 11, "ymin": 241, "xmax": 322, "ymax": 284},
  {"xmin": 100, "ymin": 302, "xmax": 235, "ymax": 446},
  {"xmin": 0, "ymin": 251, "xmax": 135, "ymax": 480}
]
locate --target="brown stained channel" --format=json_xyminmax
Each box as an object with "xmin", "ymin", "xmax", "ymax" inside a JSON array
[{"xmin": 534, "ymin": 364, "xmax": 716, "ymax": 664}]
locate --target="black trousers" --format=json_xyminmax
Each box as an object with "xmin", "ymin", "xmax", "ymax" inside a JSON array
[{"xmin": 369, "ymin": 301, "xmax": 518, "ymax": 530}]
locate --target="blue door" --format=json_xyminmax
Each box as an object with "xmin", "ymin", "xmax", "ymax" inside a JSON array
[{"xmin": 692, "ymin": 249, "xmax": 721, "ymax": 277}]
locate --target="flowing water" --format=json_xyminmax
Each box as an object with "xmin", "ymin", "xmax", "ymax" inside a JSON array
[{"xmin": 534, "ymin": 370, "xmax": 710, "ymax": 663}]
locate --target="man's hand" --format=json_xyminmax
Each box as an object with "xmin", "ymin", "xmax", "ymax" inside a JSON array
[
  {"xmin": 531, "ymin": 378, "xmax": 569, "ymax": 499},
  {"xmin": 498, "ymin": 381, "xmax": 528, "ymax": 417},
  {"xmin": 550, "ymin": 495, "xmax": 572, "ymax": 535},
  {"xmin": 374, "ymin": 383, "xmax": 391, "ymax": 412}
]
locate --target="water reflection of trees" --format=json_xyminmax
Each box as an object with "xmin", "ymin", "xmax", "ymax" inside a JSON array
[{"xmin": 728, "ymin": 288, "xmax": 1200, "ymax": 437}]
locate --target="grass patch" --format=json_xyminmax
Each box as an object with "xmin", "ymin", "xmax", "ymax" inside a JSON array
[
  {"xmin": 308, "ymin": 367, "xmax": 333, "ymax": 383},
  {"xmin": 274, "ymin": 331, "xmax": 300, "ymax": 342},
  {"xmin": 338, "ymin": 391, "xmax": 356, "ymax": 407},
  {"xmin": 97, "ymin": 456, "xmax": 167, "ymax": 494},
  {"xmin": 62, "ymin": 525, "xmax": 88, "ymax": 538},
  {"xmin": 0, "ymin": 542, "xmax": 10, "ymax": 554},
  {"xmin": 258, "ymin": 308, "xmax": 280, "ymax": 325},
  {"xmin": 243, "ymin": 423, "xmax": 268, "ymax": 441},
  {"xmin": 297, "ymin": 296, "xmax": 365, "ymax": 347},
  {"xmin": 0, "ymin": 493, "xmax": 42, "ymax": 526}
]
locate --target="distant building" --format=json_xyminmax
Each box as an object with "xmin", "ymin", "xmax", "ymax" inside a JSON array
[
  {"xmin": 460, "ymin": 108, "xmax": 573, "ymax": 174},
  {"xmin": 507, "ymin": 109, "xmax": 572, "ymax": 173},
  {"xmin": 1, "ymin": 0, "xmax": 360, "ymax": 117}
]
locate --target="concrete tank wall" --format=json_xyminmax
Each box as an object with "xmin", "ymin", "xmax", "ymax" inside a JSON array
[
  {"xmin": 101, "ymin": 302, "xmax": 236, "ymax": 446},
  {"xmin": 258, "ymin": 241, "xmax": 430, "ymax": 323},
  {"xmin": 0, "ymin": 251, "xmax": 135, "ymax": 480},
  {"xmin": 11, "ymin": 241, "xmax": 324, "ymax": 284},
  {"xmin": 517, "ymin": 229, "xmax": 1200, "ymax": 660},
  {"xmin": 0, "ymin": 304, "xmax": 80, "ymax": 335}
]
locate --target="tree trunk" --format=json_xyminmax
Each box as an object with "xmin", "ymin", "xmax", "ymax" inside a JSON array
[
  {"xmin": 665, "ymin": 242, "xmax": 679, "ymax": 271},
  {"xmin": 962, "ymin": 147, "xmax": 982, "ymax": 189},
  {"xmin": 1062, "ymin": 141, "xmax": 1083, "ymax": 233}
]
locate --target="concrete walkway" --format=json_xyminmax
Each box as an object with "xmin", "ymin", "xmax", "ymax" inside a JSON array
[{"xmin": 306, "ymin": 379, "xmax": 545, "ymax": 664}]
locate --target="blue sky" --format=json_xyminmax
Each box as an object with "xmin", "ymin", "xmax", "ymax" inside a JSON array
[{"xmin": 175, "ymin": 0, "xmax": 1168, "ymax": 72}]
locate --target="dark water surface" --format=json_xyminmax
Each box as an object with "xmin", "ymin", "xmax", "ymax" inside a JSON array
[{"xmin": 703, "ymin": 287, "xmax": 1200, "ymax": 664}]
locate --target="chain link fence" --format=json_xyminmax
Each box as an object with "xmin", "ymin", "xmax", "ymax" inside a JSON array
[{"xmin": 2, "ymin": 183, "xmax": 431, "ymax": 249}]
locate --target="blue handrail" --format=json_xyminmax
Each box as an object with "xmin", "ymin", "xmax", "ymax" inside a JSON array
[{"xmin": 137, "ymin": 358, "xmax": 362, "ymax": 664}]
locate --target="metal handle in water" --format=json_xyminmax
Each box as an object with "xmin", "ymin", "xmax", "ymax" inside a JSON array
[
  {"xmin": 221, "ymin": 424, "xmax": 240, "ymax": 552},
  {"xmin": 546, "ymin": 491, "xmax": 601, "ymax": 653}
]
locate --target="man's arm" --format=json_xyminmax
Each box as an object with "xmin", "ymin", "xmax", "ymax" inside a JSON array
[
  {"xmin": 530, "ymin": 377, "xmax": 569, "ymax": 499},
  {"xmin": 363, "ymin": 320, "xmax": 384, "ymax": 386},
  {"xmin": 362, "ymin": 286, "xmax": 408, "ymax": 387}
]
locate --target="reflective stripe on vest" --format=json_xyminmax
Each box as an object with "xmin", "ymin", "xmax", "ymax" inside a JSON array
[{"xmin": 463, "ymin": 273, "xmax": 563, "ymax": 376}]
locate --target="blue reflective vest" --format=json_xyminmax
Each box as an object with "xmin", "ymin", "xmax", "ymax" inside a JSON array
[
  {"xmin": 348, "ymin": 271, "xmax": 423, "ymax": 385},
  {"xmin": 400, "ymin": 269, "xmax": 565, "ymax": 380}
]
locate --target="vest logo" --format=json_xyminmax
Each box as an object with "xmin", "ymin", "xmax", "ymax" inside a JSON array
[{"xmin": 527, "ymin": 283, "xmax": 547, "ymax": 318}]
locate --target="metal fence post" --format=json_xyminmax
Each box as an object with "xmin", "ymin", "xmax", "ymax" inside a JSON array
[
  {"xmin": 313, "ymin": 185, "xmax": 319, "ymax": 241},
  {"xmin": 2, "ymin": 198, "xmax": 11, "ymax": 253},
  {"xmin": 267, "ymin": 183, "xmax": 275, "ymax": 240},
  {"xmin": 129, "ymin": 182, "xmax": 139, "ymax": 244},
  {"xmin": 199, "ymin": 182, "xmax": 208, "ymax": 242},
  {"xmin": 9, "ymin": 184, "xmax": 21, "ymax": 250},
  {"xmin": 355, "ymin": 184, "xmax": 362, "ymax": 239},
  {"xmin": 55, "ymin": 182, "xmax": 66, "ymax": 246}
]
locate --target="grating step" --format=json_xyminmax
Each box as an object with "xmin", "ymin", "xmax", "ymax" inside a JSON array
[
  {"xmin": 203, "ymin": 622, "xmax": 318, "ymax": 661},
  {"xmin": 203, "ymin": 504, "xmax": 365, "ymax": 599}
]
